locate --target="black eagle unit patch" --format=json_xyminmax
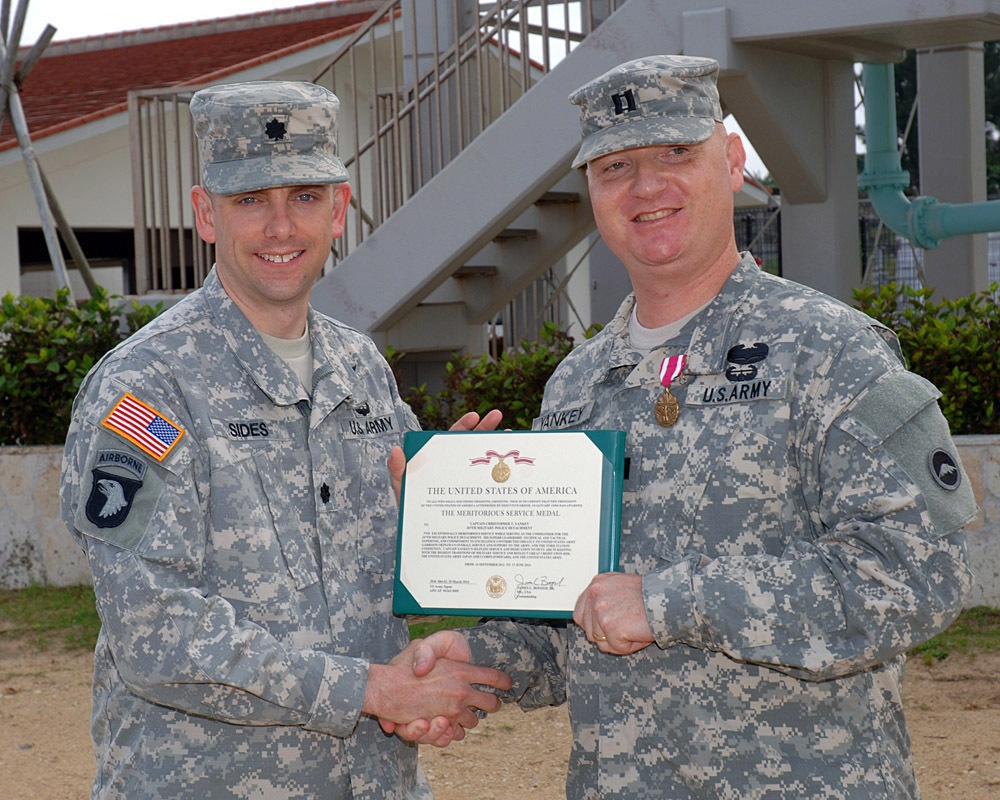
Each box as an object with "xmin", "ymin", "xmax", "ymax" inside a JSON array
[{"xmin": 85, "ymin": 468, "xmax": 144, "ymax": 528}]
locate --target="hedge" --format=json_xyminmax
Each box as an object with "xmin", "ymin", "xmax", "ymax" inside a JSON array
[
  {"xmin": 0, "ymin": 287, "xmax": 161, "ymax": 446},
  {"xmin": 0, "ymin": 281, "xmax": 994, "ymax": 446}
]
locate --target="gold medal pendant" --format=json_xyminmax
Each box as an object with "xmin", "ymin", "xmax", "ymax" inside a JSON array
[
  {"xmin": 491, "ymin": 457, "xmax": 511, "ymax": 483},
  {"xmin": 656, "ymin": 353, "xmax": 688, "ymax": 428},
  {"xmin": 654, "ymin": 388, "xmax": 680, "ymax": 428}
]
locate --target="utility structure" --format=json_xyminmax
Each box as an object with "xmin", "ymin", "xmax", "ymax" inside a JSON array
[{"xmin": 0, "ymin": 0, "xmax": 96, "ymax": 300}]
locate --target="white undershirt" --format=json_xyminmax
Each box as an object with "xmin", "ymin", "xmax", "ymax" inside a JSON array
[
  {"xmin": 627, "ymin": 301, "xmax": 709, "ymax": 354},
  {"xmin": 260, "ymin": 323, "xmax": 313, "ymax": 391}
]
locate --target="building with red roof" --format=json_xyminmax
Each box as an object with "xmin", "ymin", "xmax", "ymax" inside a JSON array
[{"xmin": 0, "ymin": 1, "xmax": 380, "ymax": 296}]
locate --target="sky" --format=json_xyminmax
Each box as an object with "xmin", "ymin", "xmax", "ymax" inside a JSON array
[{"xmin": 11, "ymin": 0, "xmax": 772, "ymax": 176}]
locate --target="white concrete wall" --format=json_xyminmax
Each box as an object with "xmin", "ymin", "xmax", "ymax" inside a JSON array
[
  {"xmin": 0, "ymin": 446, "xmax": 89, "ymax": 587},
  {"xmin": 0, "ymin": 118, "xmax": 135, "ymax": 298},
  {"xmin": 956, "ymin": 436, "xmax": 1000, "ymax": 609},
  {"xmin": 3, "ymin": 438, "xmax": 999, "ymax": 610}
]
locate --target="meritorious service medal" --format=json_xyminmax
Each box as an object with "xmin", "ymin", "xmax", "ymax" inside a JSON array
[{"xmin": 655, "ymin": 353, "xmax": 688, "ymax": 428}]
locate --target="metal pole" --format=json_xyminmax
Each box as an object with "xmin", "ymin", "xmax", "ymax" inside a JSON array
[
  {"xmin": 39, "ymin": 166, "xmax": 99, "ymax": 293},
  {"xmin": 0, "ymin": 18, "xmax": 75, "ymax": 300}
]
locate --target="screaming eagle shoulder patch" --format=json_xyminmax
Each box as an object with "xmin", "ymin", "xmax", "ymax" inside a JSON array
[
  {"xmin": 102, "ymin": 393, "xmax": 185, "ymax": 461},
  {"xmin": 85, "ymin": 449, "xmax": 148, "ymax": 529}
]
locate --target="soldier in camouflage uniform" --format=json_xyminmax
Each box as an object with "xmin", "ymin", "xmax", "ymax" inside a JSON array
[
  {"xmin": 60, "ymin": 80, "xmax": 509, "ymax": 800},
  {"xmin": 398, "ymin": 56, "xmax": 978, "ymax": 798}
]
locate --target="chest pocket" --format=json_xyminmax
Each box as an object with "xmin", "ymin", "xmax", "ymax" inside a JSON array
[
  {"xmin": 639, "ymin": 413, "xmax": 794, "ymax": 566},
  {"xmin": 324, "ymin": 403, "xmax": 407, "ymax": 576},
  {"xmin": 206, "ymin": 445, "xmax": 321, "ymax": 635}
]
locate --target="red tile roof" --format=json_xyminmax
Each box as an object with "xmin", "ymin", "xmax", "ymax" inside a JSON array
[{"xmin": 2, "ymin": 2, "xmax": 375, "ymax": 152}]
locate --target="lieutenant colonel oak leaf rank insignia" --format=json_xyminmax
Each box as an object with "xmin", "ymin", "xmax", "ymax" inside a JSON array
[
  {"xmin": 102, "ymin": 393, "xmax": 185, "ymax": 461},
  {"xmin": 265, "ymin": 118, "xmax": 287, "ymax": 141}
]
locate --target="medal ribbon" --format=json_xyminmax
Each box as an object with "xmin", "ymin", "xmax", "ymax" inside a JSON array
[
  {"xmin": 470, "ymin": 449, "xmax": 535, "ymax": 466},
  {"xmin": 659, "ymin": 354, "xmax": 688, "ymax": 389}
]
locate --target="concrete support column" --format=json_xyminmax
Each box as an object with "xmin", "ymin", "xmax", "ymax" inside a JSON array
[
  {"xmin": 778, "ymin": 60, "xmax": 860, "ymax": 302},
  {"xmin": 917, "ymin": 45, "xmax": 987, "ymax": 298}
]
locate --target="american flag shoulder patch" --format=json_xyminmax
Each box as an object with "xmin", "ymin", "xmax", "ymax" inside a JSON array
[{"xmin": 101, "ymin": 392, "xmax": 185, "ymax": 462}]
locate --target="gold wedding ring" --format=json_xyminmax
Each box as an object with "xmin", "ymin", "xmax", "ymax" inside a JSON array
[{"xmin": 593, "ymin": 634, "xmax": 608, "ymax": 642}]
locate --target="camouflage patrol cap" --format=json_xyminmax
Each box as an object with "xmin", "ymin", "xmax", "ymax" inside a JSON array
[
  {"xmin": 569, "ymin": 55, "xmax": 723, "ymax": 168},
  {"xmin": 190, "ymin": 80, "xmax": 349, "ymax": 194}
]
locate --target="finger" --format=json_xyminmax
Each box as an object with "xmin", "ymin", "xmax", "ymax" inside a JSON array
[
  {"xmin": 572, "ymin": 587, "xmax": 594, "ymax": 635},
  {"xmin": 472, "ymin": 409, "xmax": 503, "ymax": 430},
  {"xmin": 421, "ymin": 716, "xmax": 457, "ymax": 747},
  {"xmin": 467, "ymin": 688, "xmax": 502, "ymax": 716},
  {"xmin": 382, "ymin": 719, "xmax": 428, "ymax": 744},
  {"xmin": 448, "ymin": 409, "xmax": 504, "ymax": 431},
  {"xmin": 455, "ymin": 706, "xmax": 483, "ymax": 730},
  {"xmin": 410, "ymin": 640, "xmax": 437, "ymax": 677},
  {"xmin": 387, "ymin": 446, "xmax": 406, "ymax": 504},
  {"xmin": 385, "ymin": 718, "xmax": 429, "ymax": 741},
  {"xmin": 461, "ymin": 665, "xmax": 512, "ymax": 695},
  {"xmin": 411, "ymin": 630, "xmax": 473, "ymax": 676},
  {"xmin": 449, "ymin": 411, "xmax": 483, "ymax": 431}
]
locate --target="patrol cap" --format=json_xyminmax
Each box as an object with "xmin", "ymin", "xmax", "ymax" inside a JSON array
[
  {"xmin": 190, "ymin": 80, "xmax": 349, "ymax": 195},
  {"xmin": 569, "ymin": 55, "xmax": 723, "ymax": 168}
]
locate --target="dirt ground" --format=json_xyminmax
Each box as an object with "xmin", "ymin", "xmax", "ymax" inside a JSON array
[{"xmin": 1, "ymin": 640, "xmax": 998, "ymax": 799}]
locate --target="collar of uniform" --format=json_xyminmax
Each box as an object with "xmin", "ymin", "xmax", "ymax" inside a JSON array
[
  {"xmin": 604, "ymin": 252, "xmax": 760, "ymax": 387},
  {"xmin": 606, "ymin": 293, "xmax": 645, "ymax": 370},
  {"xmin": 203, "ymin": 267, "xmax": 313, "ymax": 406},
  {"xmin": 676, "ymin": 252, "xmax": 761, "ymax": 375},
  {"xmin": 306, "ymin": 308, "xmax": 358, "ymax": 413}
]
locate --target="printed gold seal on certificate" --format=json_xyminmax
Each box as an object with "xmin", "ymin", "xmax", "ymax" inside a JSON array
[{"xmin": 492, "ymin": 457, "xmax": 511, "ymax": 483}]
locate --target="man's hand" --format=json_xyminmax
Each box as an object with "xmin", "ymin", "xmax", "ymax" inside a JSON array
[
  {"xmin": 573, "ymin": 572, "xmax": 654, "ymax": 655},
  {"xmin": 367, "ymin": 631, "xmax": 508, "ymax": 746},
  {"xmin": 388, "ymin": 410, "xmax": 503, "ymax": 504},
  {"xmin": 448, "ymin": 409, "xmax": 503, "ymax": 433},
  {"xmin": 378, "ymin": 631, "xmax": 482, "ymax": 746}
]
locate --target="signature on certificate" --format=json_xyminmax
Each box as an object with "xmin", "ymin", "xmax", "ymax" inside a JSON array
[{"xmin": 513, "ymin": 574, "xmax": 566, "ymax": 598}]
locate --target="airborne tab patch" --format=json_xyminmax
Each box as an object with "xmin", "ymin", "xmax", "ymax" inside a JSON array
[{"xmin": 102, "ymin": 393, "xmax": 185, "ymax": 461}]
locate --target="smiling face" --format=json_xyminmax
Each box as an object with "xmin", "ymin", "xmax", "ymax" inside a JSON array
[
  {"xmin": 191, "ymin": 182, "xmax": 350, "ymax": 337},
  {"xmin": 585, "ymin": 125, "xmax": 746, "ymax": 311}
]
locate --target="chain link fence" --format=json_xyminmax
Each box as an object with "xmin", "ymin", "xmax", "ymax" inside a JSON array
[{"xmin": 733, "ymin": 199, "xmax": 1000, "ymax": 290}]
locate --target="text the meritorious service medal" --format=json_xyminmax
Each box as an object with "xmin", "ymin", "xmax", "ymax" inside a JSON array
[{"xmin": 656, "ymin": 354, "xmax": 688, "ymax": 428}]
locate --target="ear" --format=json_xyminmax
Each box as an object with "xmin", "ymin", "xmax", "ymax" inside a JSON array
[
  {"xmin": 726, "ymin": 133, "xmax": 747, "ymax": 193},
  {"xmin": 330, "ymin": 182, "xmax": 352, "ymax": 240},
  {"xmin": 191, "ymin": 186, "xmax": 217, "ymax": 244}
]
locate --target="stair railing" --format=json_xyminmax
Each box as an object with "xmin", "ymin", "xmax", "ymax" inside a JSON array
[{"xmin": 310, "ymin": 0, "xmax": 622, "ymax": 265}]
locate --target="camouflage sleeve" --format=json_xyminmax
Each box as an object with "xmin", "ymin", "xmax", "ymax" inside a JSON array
[
  {"xmin": 61, "ymin": 368, "xmax": 368, "ymax": 738},
  {"xmin": 644, "ymin": 335, "xmax": 976, "ymax": 681},
  {"xmin": 463, "ymin": 619, "xmax": 569, "ymax": 709}
]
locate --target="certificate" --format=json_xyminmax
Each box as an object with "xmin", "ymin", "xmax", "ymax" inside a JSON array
[{"xmin": 393, "ymin": 430, "xmax": 625, "ymax": 619}]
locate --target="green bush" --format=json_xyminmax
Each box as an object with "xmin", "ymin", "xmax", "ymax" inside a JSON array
[
  {"xmin": 0, "ymin": 287, "xmax": 161, "ymax": 446},
  {"xmin": 854, "ymin": 282, "xmax": 1000, "ymax": 435},
  {"xmin": 395, "ymin": 321, "xmax": 591, "ymax": 431}
]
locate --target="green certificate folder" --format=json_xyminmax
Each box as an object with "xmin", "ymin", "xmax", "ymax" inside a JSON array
[{"xmin": 393, "ymin": 429, "xmax": 625, "ymax": 619}]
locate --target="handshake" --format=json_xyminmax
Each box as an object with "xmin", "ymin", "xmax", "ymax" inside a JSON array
[{"xmin": 364, "ymin": 629, "xmax": 508, "ymax": 748}]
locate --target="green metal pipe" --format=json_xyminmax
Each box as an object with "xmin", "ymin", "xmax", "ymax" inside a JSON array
[{"xmin": 858, "ymin": 62, "xmax": 1000, "ymax": 249}]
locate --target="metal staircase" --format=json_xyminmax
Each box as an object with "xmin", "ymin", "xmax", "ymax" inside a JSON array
[{"xmin": 309, "ymin": 0, "xmax": 655, "ymax": 356}]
